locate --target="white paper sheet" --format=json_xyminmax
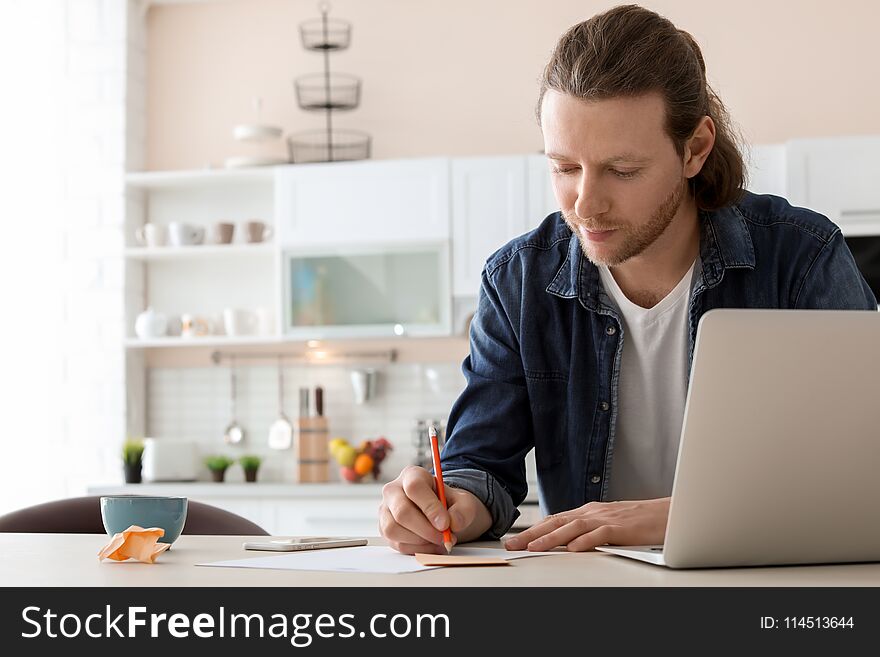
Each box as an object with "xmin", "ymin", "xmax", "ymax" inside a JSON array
[{"xmin": 197, "ymin": 546, "xmax": 549, "ymax": 574}]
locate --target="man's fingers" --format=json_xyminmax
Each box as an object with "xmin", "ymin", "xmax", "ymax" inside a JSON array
[
  {"xmin": 524, "ymin": 517, "xmax": 601, "ymax": 551},
  {"xmin": 445, "ymin": 493, "xmax": 477, "ymax": 533},
  {"xmin": 386, "ymin": 494, "xmax": 444, "ymax": 545},
  {"xmin": 504, "ymin": 513, "xmax": 571, "ymax": 549},
  {"xmin": 565, "ymin": 524, "xmax": 618, "ymax": 552},
  {"xmin": 378, "ymin": 503, "xmax": 435, "ymax": 546},
  {"xmin": 388, "ymin": 540, "xmax": 447, "ymax": 556},
  {"xmin": 401, "ymin": 467, "xmax": 450, "ymax": 531}
]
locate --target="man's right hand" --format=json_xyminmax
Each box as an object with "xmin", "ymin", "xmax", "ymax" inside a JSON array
[{"xmin": 379, "ymin": 465, "xmax": 493, "ymax": 554}]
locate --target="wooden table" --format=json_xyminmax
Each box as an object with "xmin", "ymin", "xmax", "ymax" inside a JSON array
[{"xmin": 2, "ymin": 533, "xmax": 879, "ymax": 587}]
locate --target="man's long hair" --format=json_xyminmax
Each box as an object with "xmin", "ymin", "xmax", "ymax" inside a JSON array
[{"xmin": 537, "ymin": 4, "xmax": 746, "ymax": 211}]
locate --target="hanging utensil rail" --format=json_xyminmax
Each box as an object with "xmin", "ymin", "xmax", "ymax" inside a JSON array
[{"xmin": 210, "ymin": 349, "xmax": 398, "ymax": 366}]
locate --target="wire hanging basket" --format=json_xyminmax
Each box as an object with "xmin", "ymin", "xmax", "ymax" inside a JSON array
[
  {"xmin": 299, "ymin": 16, "xmax": 351, "ymax": 50},
  {"xmin": 287, "ymin": 129, "xmax": 371, "ymax": 164},
  {"xmin": 291, "ymin": 2, "xmax": 370, "ymax": 163},
  {"xmin": 294, "ymin": 73, "xmax": 361, "ymax": 111}
]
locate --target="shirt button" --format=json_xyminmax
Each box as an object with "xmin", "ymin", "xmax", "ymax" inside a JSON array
[
  {"xmin": 600, "ymin": 401, "xmax": 609, "ymax": 411},
  {"xmin": 606, "ymin": 325, "xmax": 616, "ymax": 336},
  {"xmin": 591, "ymin": 475, "xmax": 602, "ymax": 484}
]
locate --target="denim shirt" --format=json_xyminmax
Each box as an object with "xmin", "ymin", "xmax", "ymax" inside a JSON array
[{"xmin": 440, "ymin": 191, "xmax": 878, "ymax": 539}]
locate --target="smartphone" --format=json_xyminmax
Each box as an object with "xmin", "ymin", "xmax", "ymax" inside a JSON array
[{"xmin": 242, "ymin": 537, "xmax": 368, "ymax": 552}]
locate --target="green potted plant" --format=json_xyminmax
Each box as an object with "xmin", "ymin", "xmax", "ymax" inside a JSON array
[
  {"xmin": 239, "ymin": 455, "xmax": 262, "ymax": 483},
  {"xmin": 122, "ymin": 439, "xmax": 144, "ymax": 484},
  {"xmin": 204, "ymin": 455, "xmax": 234, "ymax": 483}
]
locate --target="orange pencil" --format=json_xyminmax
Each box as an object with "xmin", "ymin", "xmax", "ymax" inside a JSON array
[{"xmin": 429, "ymin": 425, "xmax": 454, "ymax": 553}]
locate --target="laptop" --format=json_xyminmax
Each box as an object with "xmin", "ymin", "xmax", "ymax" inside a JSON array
[{"xmin": 595, "ymin": 308, "xmax": 880, "ymax": 568}]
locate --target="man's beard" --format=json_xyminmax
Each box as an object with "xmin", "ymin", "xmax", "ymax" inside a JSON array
[{"xmin": 563, "ymin": 177, "xmax": 686, "ymax": 267}]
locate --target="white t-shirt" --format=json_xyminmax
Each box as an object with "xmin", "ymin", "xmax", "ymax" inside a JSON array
[{"xmin": 598, "ymin": 258, "xmax": 699, "ymax": 501}]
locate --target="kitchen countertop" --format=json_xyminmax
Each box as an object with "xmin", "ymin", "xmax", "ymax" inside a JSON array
[
  {"xmin": 4, "ymin": 533, "xmax": 879, "ymax": 587},
  {"xmin": 88, "ymin": 482, "xmax": 388, "ymax": 499},
  {"xmin": 87, "ymin": 482, "xmax": 541, "ymax": 503}
]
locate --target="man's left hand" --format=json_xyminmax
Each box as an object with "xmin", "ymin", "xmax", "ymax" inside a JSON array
[{"xmin": 503, "ymin": 497, "xmax": 671, "ymax": 552}]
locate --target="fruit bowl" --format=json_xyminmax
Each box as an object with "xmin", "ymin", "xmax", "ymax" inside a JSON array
[{"xmin": 329, "ymin": 437, "xmax": 393, "ymax": 483}]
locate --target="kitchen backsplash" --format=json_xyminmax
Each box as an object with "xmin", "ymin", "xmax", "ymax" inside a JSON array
[{"xmin": 147, "ymin": 362, "xmax": 468, "ymax": 484}]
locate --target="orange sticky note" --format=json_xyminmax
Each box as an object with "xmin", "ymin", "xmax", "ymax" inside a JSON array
[
  {"xmin": 98, "ymin": 525, "xmax": 171, "ymax": 564},
  {"xmin": 414, "ymin": 553, "xmax": 510, "ymax": 567}
]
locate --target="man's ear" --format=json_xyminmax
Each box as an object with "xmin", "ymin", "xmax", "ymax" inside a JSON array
[{"xmin": 683, "ymin": 116, "xmax": 716, "ymax": 178}]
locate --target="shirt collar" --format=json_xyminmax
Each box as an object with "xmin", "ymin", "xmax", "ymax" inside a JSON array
[{"xmin": 545, "ymin": 202, "xmax": 756, "ymax": 310}]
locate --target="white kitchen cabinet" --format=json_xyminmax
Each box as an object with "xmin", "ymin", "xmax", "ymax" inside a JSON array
[
  {"xmin": 786, "ymin": 136, "xmax": 880, "ymax": 236},
  {"xmin": 282, "ymin": 241, "xmax": 452, "ymax": 338},
  {"xmin": 745, "ymin": 143, "xmax": 787, "ymax": 197},
  {"xmin": 273, "ymin": 499, "xmax": 382, "ymax": 536},
  {"xmin": 527, "ymin": 153, "xmax": 559, "ymax": 222},
  {"xmin": 274, "ymin": 158, "xmax": 451, "ymax": 247},
  {"xmin": 451, "ymin": 156, "xmax": 529, "ymax": 297}
]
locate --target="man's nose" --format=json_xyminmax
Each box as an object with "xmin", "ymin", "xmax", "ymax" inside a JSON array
[{"xmin": 573, "ymin": 173, "xmax": 610, "ymax": 219}]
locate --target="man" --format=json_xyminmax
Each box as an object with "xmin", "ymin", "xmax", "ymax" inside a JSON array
[{"xmin": 379, "ymin": 5, "xmax": 877, "ymax": 555}]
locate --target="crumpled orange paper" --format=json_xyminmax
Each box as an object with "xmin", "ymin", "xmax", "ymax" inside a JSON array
[{"xmin": 98, "ymin": 525, "xmax": 171, "ymax": 564}]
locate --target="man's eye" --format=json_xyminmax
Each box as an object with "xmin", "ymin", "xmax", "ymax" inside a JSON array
[
  {"xmin": 552, "ymin": 167, "xmax": 578, "ymax": 175},
  {"xmin": 612, "ymin": 169, "xmax": 638, "ymax": 179}
]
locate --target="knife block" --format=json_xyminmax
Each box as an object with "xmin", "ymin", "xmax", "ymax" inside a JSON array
[{"xmin": 295, "ymin": 415, "xmax": 329, "ymax": 482}]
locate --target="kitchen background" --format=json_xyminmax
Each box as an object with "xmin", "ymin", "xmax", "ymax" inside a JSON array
[{"xmin": 1, "ymin": 0, "xmax": 878, "ymax": 531}]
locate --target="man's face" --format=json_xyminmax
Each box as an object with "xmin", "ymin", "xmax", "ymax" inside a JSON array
[{"xmin": 541, "ymin": 90, "xmax": 689, "ymax": 267}]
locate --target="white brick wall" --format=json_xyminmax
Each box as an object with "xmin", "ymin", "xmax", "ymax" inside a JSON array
[
  {"xmin": 145, "ymin": 361, "xmax": 468, "ymax": 485},
  {"xmin": 0, "ymin": 0, "xmax": 145, "ymax": 515}
]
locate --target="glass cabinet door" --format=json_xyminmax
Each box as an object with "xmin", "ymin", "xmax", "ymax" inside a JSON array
[{"xmin": 283, "ymin": 244, "xmax": 451, "ymax": 337}]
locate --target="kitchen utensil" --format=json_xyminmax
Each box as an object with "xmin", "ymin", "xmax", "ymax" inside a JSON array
[
  {"xmin": 350, "ymin": 368, "xmax": 377, "ymax": 404},
  {"xmin": 223, "ymin": 308, "xmax": 258, "ymax": 336},
  {"xmin": 233, "ymin": 124, "xmax": 283, "ymax": 142},
  {"xmin": 135, "ymin": 223, "xmax": 166, "ymax": 247},
  {"xmin": 244, "ymin": 220, "xmax": 274, "ymax": 243},
  {"xmin": 213, "ymin": 222, "xmax": 235, "ymax": 244},
  {"xmin": 100, "ymin": 495, "xmax": 187, "ymax": 545},
  {"xmin": 268, "ymin": 357, "xmax": 293, "ymax": 449},
  {"xmin": 134, "ymin": 307, "xmax": 168, "ymax": 339},
  {"xmin": 142, "ymin": 438, "xmax": 198, "ymax": 481},
  {"xmin": 167, "ymin": 222, "xmax": 206, "ymax": 246},
  {"xmin": 180, "ymin": 314, "xmax": 210, "ymax": 338},
  {"xmin": 224, "ymin": 356, "xmax": 245, "ymax": 445}
]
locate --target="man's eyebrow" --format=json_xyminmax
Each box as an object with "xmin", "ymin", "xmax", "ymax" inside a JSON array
[{"xmin": 545, "ymin": 151, "xmax": 651, "ymax": 165}]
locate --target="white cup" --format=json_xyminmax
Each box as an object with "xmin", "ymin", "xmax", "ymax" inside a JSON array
[
  {"xmin": 223, "ymin": 308, "xmax": 258, "ymax": 336},
  {"xmin": 255, "ymin": 306, "xmax": 274, "ymax": 335},
  {"xmin": 168, "ymin": 222, "xmax": 206, "ymax": 247},
  {"xmin": 135, "ymin": 223, "xmax": 166, "ymax": 247}
]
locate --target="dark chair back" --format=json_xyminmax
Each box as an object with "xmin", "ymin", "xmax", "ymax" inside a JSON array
[{"xmin": 0, "ymin": 495, "xmax": 269, "ymax": 536}]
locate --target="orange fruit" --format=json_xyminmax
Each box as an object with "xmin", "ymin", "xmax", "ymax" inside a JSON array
[{"xmin": 353, "ymin": 453, "xmax": 374, "ymax": 476}]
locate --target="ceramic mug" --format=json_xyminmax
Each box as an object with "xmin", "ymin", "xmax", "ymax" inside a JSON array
[
  {"xmin": 223, "ymin": 308, "xmax": 258, "ymax": 336},
  {"xmin": 255, "ymin": 306, "xmax": 274, "ymax": 335},
  {"xmin": 100, "ymin": 495, "xmax": 188, "ymax": 545},
  {"xmin": 168, "ymin": 222, "xmax": 206, "ymax": 247},
  {"xmin": 135, "ymin": 223, "xmax": 166, "ymax": 248},
  {"xmin": 213, "ymin": 222, "xmax": 235, "ymax": 244},
  {"xmin": 244, "ymin": 220, "xmax": 273, "ymax": 243}
]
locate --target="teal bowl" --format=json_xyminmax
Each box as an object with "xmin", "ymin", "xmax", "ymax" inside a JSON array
[{"xmin": 100, "ymin": 495, "xmax": 188, "ymax": 545}]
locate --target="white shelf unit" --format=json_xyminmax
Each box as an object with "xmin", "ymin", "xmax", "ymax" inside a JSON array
[
  {"xmin": 124, "ymin": 167, "xmax": 281, "ymax": 436},
  {"xmin": 124, "ymin": 335, "xmax": 284, "ymax": 349},
  {"xmin": 124, "ymin": 244, "xmax": 275, "ymax": 260}
]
